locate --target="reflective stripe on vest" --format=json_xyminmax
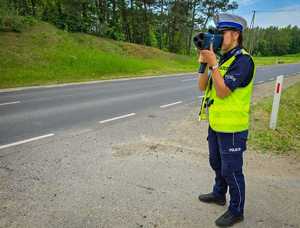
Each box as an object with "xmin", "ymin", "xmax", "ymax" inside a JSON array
[{"xmin": 199, "ymin": 49, "xmax": 255, "ymax": 132}]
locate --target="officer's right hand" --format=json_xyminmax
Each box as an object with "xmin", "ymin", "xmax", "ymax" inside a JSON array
[{"xmin": 198, "ymin": 51, "xmax": 206, "ymax": 64}]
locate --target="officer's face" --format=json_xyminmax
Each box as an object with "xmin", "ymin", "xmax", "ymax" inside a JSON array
[{"xmin": 221, "ymin": 30, "xmax": 240, "ymax": 51}]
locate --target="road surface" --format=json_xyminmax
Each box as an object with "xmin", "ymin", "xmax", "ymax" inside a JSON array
[{"xmin": 1, "ymin": 63, "xmax": 300, "ymax": 146}]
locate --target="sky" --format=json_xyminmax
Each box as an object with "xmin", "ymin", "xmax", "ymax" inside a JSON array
[{"xmin": 229, "ymin": 0, "xmax": 300, "ymax": 28}]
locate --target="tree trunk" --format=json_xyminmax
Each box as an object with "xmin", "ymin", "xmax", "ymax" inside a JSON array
[
  {"xmin": 142, "ymin": 0, "xmax": 148, "ymax": 45},
  {"xmin": 30, "ymin": 0, "xmax": 36, "ymax": 16},
  {"xmin": 187, "ymin": 0, "xmax": 196, "ymax": 55},
  {"xmin": 159, "ymin": 0, "xmax": 164, "ymax": 49}
]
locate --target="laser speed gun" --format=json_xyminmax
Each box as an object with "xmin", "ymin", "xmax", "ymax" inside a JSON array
[{"xmin": 193, "ymin": 29, "xmax": 223, "ymax": 73}]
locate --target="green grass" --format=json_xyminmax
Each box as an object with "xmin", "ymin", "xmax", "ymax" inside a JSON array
[
  {"xmin": 249, "ymin": 82, "xmax": 300, "ymax": 155},
  {"xmin": 0, "ymin": 21, "xmax": 300, "ymax": 89},
  {"xmin": 0, "ymin": 22, "xmax": 196, "ymax": 88},
  {"xmin": 254, "ymin": 53, "xmax": 300, "ymax": 66}
]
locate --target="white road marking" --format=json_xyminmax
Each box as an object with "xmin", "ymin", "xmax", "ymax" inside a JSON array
[
  {"xmin": 256, "ymin": 81, "xmax": 264, "ymax": 84},
  {"xmin": 0, "ymin": 134, "xmax": 54, "ymax": 150},
  {"xmin": 268, "ymin": 78, "xmax": 274, "ymax": 81},
  {"xmin": 198, "ymin": 95, "xmax": 204, "ymax": 98},
  {"xmin": 0, "ymin": 101, "xmax": 21, "ymax": 106},
  {"xmin": 181, "ymin": 78, "xmax": 197, "ymax": 82},
  {"xmin": 160, "ymin": 101, "xmax": 183, "ymax": 108},
  {"xmin": 99, "ymin": 113, "xmax": 136, "ymax": 124}
]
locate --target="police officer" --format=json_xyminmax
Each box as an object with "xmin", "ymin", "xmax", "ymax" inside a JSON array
[{"xmin": 197, "ymin": 14, "xmax": 255, "ymax": 227}]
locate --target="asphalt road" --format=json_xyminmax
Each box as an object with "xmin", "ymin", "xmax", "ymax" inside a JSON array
[{"xmin": 1, "ymin": 63, "xmax": 300, "ymax": 147}]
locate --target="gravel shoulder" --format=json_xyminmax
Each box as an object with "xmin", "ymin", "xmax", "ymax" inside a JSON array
[{"xmin": 1, "ymin": 75, "xmax": 300, "ymax": 228}]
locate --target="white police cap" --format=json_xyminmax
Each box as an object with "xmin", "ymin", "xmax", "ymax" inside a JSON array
[{"xmin": 214, "ymin": 13, "xmax": 247, "ymax": 32}]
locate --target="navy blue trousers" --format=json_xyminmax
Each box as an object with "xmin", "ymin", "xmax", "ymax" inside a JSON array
[{"xmin": 207, "ymin": 126, "xmax": 248, "ymax": 216}]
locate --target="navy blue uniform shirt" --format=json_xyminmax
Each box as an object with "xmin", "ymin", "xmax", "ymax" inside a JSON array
[{"xmin": 219, "ymin": 46, "xmax": 254, "ymax": 92}]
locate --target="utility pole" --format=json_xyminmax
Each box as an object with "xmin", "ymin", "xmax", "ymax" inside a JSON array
[{"xmin": 248, "ymin": 10, "xmax": 256, "ymax": 55}]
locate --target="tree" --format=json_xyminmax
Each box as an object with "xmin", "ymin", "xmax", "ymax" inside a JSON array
[{"xmin": 8, "ymin": 0, "xmax": 300, "ymax": 57}]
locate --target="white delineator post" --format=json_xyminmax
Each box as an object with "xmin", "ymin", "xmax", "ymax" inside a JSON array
[{"xmin": 269, "ymin": 75, "xmax": 284, "ymax": 130}]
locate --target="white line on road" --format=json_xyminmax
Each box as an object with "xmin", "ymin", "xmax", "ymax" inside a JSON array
[
  {"xmin": 0, "ymin": 134, "xmax": 54, "ymax": 150},
  {"xmin": 256, "ymin": 81, "xmax": 264, "ymax": 84},
  {"xmin": 198, "ymin": 96, "xmax": 204, "ymax": 98},
  {"xmin": 181, "ymin": 78, "xmax": 197, "ymax": 82},
  {"xmin": 268, "ymin": 78, "xmax": 274, "ymax": 81},
  {"xmin": 99, "ymin": 113, "xmax": 136, "ymax": 124},
  {"xmin": 160, "ymin": 101, "xmax": 183, "ymax": 108},
  {"xmin": 0, "ymin": 101, "xmax": 21, "ymax": 106}
]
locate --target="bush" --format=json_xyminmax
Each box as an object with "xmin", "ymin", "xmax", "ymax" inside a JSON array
[{"xmin": 0, "ymin": 9, "xmax": 36, "ymax": 32}]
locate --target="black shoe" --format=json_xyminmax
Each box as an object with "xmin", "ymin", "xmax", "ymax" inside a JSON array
[
  {"xmin": 198, "ymin": 192, "xmax": 226, "ymax": 206},
  {"xmin": 215, "ymin": 210, "xmax": 244, "ymax": 227}
]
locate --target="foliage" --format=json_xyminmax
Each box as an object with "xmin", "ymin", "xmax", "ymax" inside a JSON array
[
  {"xmin": 1, "ymin": 1, "xmax": 300, "ymax": 56},
  {"xmin": 244, "ymin": 26, "xmax": 300, "ymax": 56},
  {"xmin": 0, "ymin": 2, "xmax": 36, "ymax": 32},
  {"xmin": 1, "ymin": 0, "xmax": 237, "ymax": 54}
]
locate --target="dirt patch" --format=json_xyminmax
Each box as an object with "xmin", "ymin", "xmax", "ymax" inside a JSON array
[{"xmin": 112, "ymin": 137, "xmax": 205, "ymax": 159}]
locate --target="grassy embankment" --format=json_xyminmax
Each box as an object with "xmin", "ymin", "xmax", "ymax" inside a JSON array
[
  {"xmin": 0, "ymin": 22, "xmax": 196, "ymax": 88},
  {"xmin": 249, "ymin": 82, "xmax": 300, "ymax": 155},
  {"xmin": 1, "ymin": 21, "xmax": 300, "ymax": 89}
]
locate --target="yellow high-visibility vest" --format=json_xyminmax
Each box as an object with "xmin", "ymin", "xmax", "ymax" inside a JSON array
[{"xmin": 199, "ymin": 49, "xmax": 255, "ymax": 132}]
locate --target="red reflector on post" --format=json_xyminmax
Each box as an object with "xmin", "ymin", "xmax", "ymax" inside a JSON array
[{"xmin": 276, "ymin": 83, "xmax": 281, "ymax": 93}]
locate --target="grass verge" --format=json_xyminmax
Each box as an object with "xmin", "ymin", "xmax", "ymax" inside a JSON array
[
  {"xmin": 254, "ymin": 53, "xmax": 300, "ymax": 66},
  {"xmin": 249, "ymin": 82, "xmax": 300, "ymax": 155}
]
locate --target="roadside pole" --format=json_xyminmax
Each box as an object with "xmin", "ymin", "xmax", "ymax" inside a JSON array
[{"xmin": 269, "ymin": 75, "xmax": 284, "ymax": 130}]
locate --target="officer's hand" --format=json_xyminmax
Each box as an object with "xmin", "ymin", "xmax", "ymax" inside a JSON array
[
  {"xmin": 200, "ymin": 44, "xmax": 217, "ymax": 67},
  {"xmin": 198, "ymin": 51, "xmax": 205, "ymax": 64}
]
